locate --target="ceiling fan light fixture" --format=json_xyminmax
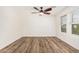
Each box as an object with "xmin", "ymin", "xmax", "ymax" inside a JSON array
[
  {"xmin": 39, "ymin": 12, "xmax": 43, "ymax": 15},
  {"xmin": 39, "ymin": 13, "xmax": 44, "ymax": 16}
]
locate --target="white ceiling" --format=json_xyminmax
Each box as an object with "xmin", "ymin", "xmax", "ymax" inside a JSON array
[{"xmin": 52, "ymin": 6, "xmax": 66, "ymax": 14}]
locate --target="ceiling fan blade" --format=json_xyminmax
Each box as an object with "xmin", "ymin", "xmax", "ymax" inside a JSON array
[
  {"xmin": 44, "ymin": 8, "xmax": 52, "ymax": 12},
  {"xmin": 33, "ymin": 7, "xmax": 39, "ymax": 11},
  {"xmin": 44, "ymin": 12, "xmax": 50, "ymax": 15}
]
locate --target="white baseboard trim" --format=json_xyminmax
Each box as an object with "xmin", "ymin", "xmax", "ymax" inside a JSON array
[{"xmin": 0, "ymin": 36, "xmax": 22, "ymax": 50}]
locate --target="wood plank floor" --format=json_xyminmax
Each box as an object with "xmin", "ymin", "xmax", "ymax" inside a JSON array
[{"xmin": 0, "ymin": 37, "xmax": 79, "ymax": 53}]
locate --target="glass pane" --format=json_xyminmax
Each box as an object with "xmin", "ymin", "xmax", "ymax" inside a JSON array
[{"xmin": 61, "ymin": 15, "xmax": 67, "ymax": 32}]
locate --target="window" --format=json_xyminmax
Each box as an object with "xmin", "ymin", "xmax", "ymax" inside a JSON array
[
  {"xmin": 61, "ymin": 15, "xmax": 67, "ymax": 32},
  {"xmin": 72, "ymin": 9, "xmax": 79, "ymax": 35}
]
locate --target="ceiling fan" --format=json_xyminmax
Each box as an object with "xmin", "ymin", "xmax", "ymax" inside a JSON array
[{"xmin": 32, "ymin": 6, "xmax": 56, "ymax": 15}]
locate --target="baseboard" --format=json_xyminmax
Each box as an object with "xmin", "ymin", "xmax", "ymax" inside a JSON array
[
  {"xmin": 22, "ymin": 35, "xmax": 56, "ymax": 37},
  {"xmin": 56, "ymin": 36, "xmax": 79, "ymax": 50},
  {"xmin": 0, "ymin": 36, "xmax": 22, "ymax": 50}
]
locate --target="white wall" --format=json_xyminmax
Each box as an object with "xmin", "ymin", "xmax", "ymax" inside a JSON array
[
  {"xmin": 22, "ymin": 12, "xmax": 56, "ymax": 36},
  {"xmin": 0, "ymin": 7, "xmax": 23, "ymax": 49},
  {"xmin": 56, "ymin": 7, "xmax": 79, "ymax": 49},
  {"xmin": 0, "ymin": 6, "xmax": 56, "ymax": 49}
]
